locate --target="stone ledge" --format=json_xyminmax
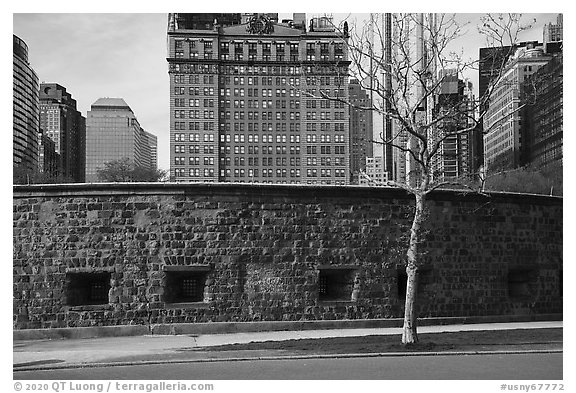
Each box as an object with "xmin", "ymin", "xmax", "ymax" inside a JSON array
[
  {"xmin": 13, "ymin": 314, "xmax": 562, "ymax": 341},
  {"xmin": 12, "ymin": 182, "xmax": 562, "ymax": 206}
]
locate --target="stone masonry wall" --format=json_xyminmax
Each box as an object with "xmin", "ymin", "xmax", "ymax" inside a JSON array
[{"xmin": 13, "ymin": 183, "xmax": 563, "ymax": 329}]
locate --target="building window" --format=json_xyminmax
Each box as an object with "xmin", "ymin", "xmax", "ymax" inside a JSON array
[
  {"xmin": 65, "ymin": 272, "xmax": 111, "ymax": 306},
  {"xmin": 163, "ymin": 266, "xmax": 211, "ymax": 304},
  {"xmin": 318, "ymin": 267, "xmax": 358, "ymax": 302}
]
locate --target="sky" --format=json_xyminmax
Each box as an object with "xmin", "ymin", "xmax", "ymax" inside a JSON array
[{"xmin": 11, "ymin": 11, "xmax": 561, "ymax": 172}]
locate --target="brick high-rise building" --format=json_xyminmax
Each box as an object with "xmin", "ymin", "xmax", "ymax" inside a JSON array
[
  {"xmin": 39, "ymin": 83, "xmax": 86, "ymax": 182},
  {"xmin": 167, "ymin": 13, "xmax": 350, "ymax": 184},
  {"xmin": 85, "ymin": 98, "xmax": 158, "ymax": 182},
  {"xmin": 13, "ymin": 35, "xmax": 39, "ymax": 173}
]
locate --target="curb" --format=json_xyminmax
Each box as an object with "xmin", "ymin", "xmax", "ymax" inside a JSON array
[
  {"xmin": 13, "ymin": 314, "xmax": 563, "ymax": 341},
  {"xmin": 13, "ymin": 348, "xmax": 563, "ymax": 373}
]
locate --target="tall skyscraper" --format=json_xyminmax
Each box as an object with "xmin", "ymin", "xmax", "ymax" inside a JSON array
[
  {"xmin": 85, "ymin": 98, "xmax": 158, "ymax": 182},
  {"xmin": 403, "ymin": 13, "xmax": 438, "ymax": 187},
  {"xmin": 367, "ymin": 13, "xmax": 397, "ymax": 183},
  {"xmin": 13, "ymin": 35, "xmax": 39, "ymax": 173},
  {"xmin": 167, "ymin": 13, "xmax": 350, "ymax": 184},
  {"xmin": 429, "ymin": 70, "xmax": 476, "ymax": 181},
  {"xmin": 483, "ymin": 44, "xmax": 552, "ymax": 171},
  {"xmin": 348, "ymin": 79, "xmax": 373, "ymax": 184},
  {"xmin": 382, "ymin": 13, "xmax": 394, "ymax": 180},
  {"xmin": 39, "ymin": 83, "xmax": 86, "ymax": 182}
]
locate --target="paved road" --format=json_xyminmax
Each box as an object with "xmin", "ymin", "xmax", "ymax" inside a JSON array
[{"xmin": 14, "ymin": 353, "xmax": 562, "ymax": 380}]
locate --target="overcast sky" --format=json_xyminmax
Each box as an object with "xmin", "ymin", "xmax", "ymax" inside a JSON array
[{"xmin": 12, "ymin": 12, "xmax": 560, "ymax": 171}]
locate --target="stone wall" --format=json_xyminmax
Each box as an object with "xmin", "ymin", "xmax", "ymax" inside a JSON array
[{"xmin": 13, "ymin": 183, "xmax": 563, "ymax": 330}]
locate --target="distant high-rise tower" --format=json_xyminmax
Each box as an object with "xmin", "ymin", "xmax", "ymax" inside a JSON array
[
  {"xmin": 39, "ymin": 83, "xmax": 86, "ymax": 182},
  {"xmin": 13, "ymin": 35, "xmax": 39, "ymax": 173},
  {"xmin": 141, "ymin": 130, "xmax": 158, "ymax": 170},
  {"xmin": 348, "ymin": 79, "xmax": 373, "ymax": 184},
  {"xmin": 543, "ymin": 14, "xmax": 563, "ymax": 52},
  {"xmin": 85, "ymin": 98, "xmax": 158, "ymax": 182},
  {"xmin": 430, "ymin": 70, "xmax": 476, "ymax": 180},
  {"xmin": 382, "ymin": 13, "xmax": 394, "ymax": 181},
  {"xmin": 167, "ymin": 13, "xmax": 351, "ymax": 184},
  {"xmin": 404, "ymin": 13, "xmax": 438, "ymax": 187}
]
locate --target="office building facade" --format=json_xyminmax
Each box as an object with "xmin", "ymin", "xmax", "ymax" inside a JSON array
[
  {"xmin": 13, "ymin": 35, "xmax": 39, "ymax": 173},
  {"xmin": 39, "ymin": 83, "xmax": 86, "ymax": 182},
  {"xmin": 38, "ymin": 130, "xmax": 59, "ymax": 178},
  {"xmin": 521, "ymin": 52, "xmax": 563, "ymax": 168},
  {"xmin": 85, "ymin": 98, "xmax": 158, "ymax": 182},
  {"xmin": 167, "ymin": 13, "xmax": 350, "ymax": 184},
  {"xmin": 483, "ymin": 44, "xmax": 552, "ymax": 171},
  {"xmin": 429, "ymin": 71, "xmax": 476, "ymax": 181}
]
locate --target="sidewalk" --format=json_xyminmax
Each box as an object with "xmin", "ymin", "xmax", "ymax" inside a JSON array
[{"xmin": 13, "ymin": 321, "xmax": 562, "ymax": 371}]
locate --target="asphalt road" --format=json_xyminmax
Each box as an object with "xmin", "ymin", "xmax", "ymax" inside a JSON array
[{"xmin": 14, "ymin": 352, "xmax": 562, "ymax": 380}]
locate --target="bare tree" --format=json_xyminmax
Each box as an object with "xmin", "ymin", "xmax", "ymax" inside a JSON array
[{"xmin": 303, "ymin": 13, "xmax": 531, "ymax": 344}]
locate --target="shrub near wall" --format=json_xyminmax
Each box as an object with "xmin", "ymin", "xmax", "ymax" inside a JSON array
[{"xmin": 13, "ymin": 183, "xmax": 562, "ymax": 329}]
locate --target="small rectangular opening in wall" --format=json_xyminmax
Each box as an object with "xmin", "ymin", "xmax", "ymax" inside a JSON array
[
  {"xmin": 318, "ymin": 268, "xmax": 357, "ymax": 302},
  {"xmin": 165, "ymin": 271, "xmax": 208, "ymax": 303},
  {"xmin": 66, "ymin": 272, "xmax": 111, "ymax": 306},
  {"xmin": 508, "ymin": 268, "xmax": 538, "ymax": 299}
]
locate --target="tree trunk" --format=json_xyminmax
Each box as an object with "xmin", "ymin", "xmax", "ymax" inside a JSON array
[{"xmin": 402, "ymin": 192, "xmax": 426, "ymax": 344}]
